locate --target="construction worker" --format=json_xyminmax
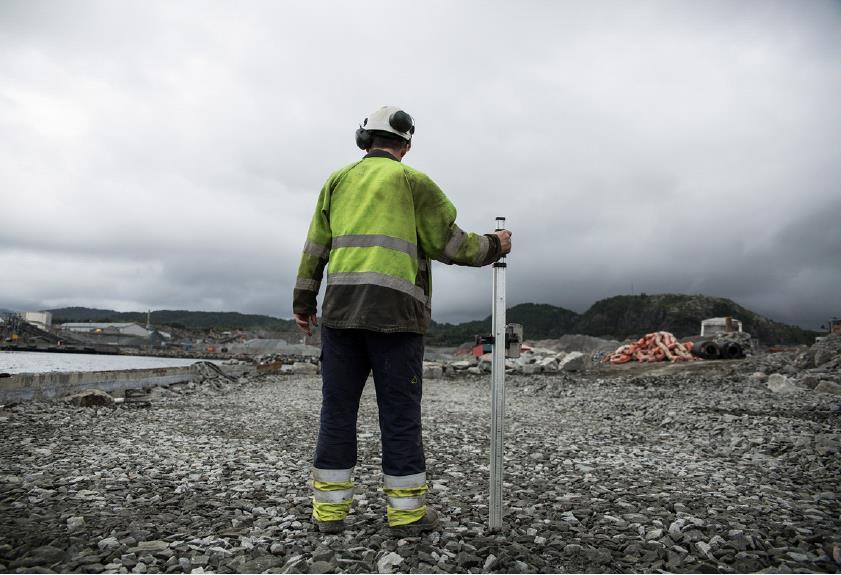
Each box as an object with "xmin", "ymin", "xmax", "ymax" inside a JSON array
[{"xmin": 293, "ymin": 106, "xmax": 512, "ymax": 535}]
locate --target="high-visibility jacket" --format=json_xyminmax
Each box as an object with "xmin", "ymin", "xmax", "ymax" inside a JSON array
[{"xmin": 293, "ymin": 150, "xmax": 501, "ymax": 333}]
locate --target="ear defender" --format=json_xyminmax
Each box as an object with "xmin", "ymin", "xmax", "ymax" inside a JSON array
[
  {"xmin": 355, "ymin": 126, "xmax": 373, "ymax": 150},
  {"xmin": 389, "ymin": 110, "xmax": 415, "ymax": 136}
]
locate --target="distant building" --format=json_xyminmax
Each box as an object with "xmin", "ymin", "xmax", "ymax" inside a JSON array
[
  {"xmin": 830, "ymin": 318, "xmax": 841, "ymax": 335},
  {"xmin": 701, "ymin": 317, "xmax": 743, "ymax": 337},
  {"xmin": 19, "ymin": 311, "xmax": 52, "ymax": 331},
  {"xmin": 59, "ymin": 322, "xmax": 152, "ymax": 337}
]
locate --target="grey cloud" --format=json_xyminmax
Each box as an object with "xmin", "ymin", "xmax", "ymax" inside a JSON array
[{"xmin": 1, "ymin": 0, "xmax": 839, "ymax": 330}]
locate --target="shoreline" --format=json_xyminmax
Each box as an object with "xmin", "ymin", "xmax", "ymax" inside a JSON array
[{"xmin": 0, "ymin": 362, "xmax": 255, "ymax": 404}]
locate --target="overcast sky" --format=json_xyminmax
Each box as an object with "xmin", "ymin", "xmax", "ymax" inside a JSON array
[{"xmin": 1, "ymin": 1, "xmax": 839, "ymax": 329}]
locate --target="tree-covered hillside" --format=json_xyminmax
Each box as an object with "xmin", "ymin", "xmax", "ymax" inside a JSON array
[
  {"xmin": 48, "ymin": 307, "xmax": 296, "ymax": 332},
  {"xmin": 39, "ymin": 293, "xmax": 818, "ymax": 346},
  {"xmin": 574, "ymin": 294, "xmax": 817, "ymax": 344},
  {"xmin": 426, "ymin": 303, "xmax": 580, "ymax": 346}
]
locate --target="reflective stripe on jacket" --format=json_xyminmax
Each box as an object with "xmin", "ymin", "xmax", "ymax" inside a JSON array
[{"xmin": 293, "ymin": 151, "xmax": 500, "ymax": 333}]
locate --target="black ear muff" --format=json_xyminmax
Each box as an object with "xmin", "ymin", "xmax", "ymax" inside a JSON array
[
  {"xmin": 355, "ymin": 127, "xmax": 373, "ymax": 150},
  {"xmin": 389, "ymin": 110, "xmax": 415, "ymax": 136}
]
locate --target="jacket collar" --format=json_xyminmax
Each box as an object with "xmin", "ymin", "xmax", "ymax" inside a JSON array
[{"xmin": 364, "ymin": 149, "xmax": 400, "ymax": 162}]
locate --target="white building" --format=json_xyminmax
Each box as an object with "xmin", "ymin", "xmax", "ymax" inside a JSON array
[
  {"xmin": 59, "ymin": 322, "xmax": 153, "ymax": 337},
  {"xmin": 20, "ymin": 311, "xmax": 52, "ymax": 331},
  {"xmin": 701, "ymin": 317, "xmax": 743, "ymax": 337}
]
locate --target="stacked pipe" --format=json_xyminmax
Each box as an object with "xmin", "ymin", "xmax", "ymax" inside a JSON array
[
  {"xmin": 693, "ymin": 340, "xmax": 745, "ymax": 360},
  {"xmin": 607, "ymin": 331, "xmax": 696, "ymax": 364}
]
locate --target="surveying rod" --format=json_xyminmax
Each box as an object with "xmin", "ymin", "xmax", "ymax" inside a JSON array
[{"xmin": 489, "ymin": 216, "xmax": 507, "ymax": 531}]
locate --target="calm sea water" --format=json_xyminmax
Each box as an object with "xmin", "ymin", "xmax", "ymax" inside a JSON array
[{"xmin": 0, "ymin": 351, "xmax": 221, "ymax": 375}]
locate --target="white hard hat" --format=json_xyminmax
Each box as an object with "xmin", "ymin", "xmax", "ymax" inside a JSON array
[{"xmin": 360, "ymin": 106, "xmax": 415, "ymax": 142}]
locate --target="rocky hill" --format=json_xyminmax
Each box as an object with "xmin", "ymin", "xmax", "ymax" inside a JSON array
[
  {"xmin": 574, "ymin": 294, "xmax": 816, "ymax": 345},
  {"xmin": 427, "ymin": 294, "xmax": 817, "ymax": 346}
]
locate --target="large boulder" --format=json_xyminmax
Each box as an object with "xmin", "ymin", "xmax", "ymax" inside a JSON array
[
  {"xmin": 798, "ymin": 374, "xmax": 821, "ymax": 389},
  {"xmin": 713, "ymin": 331, "xmax": 752, "ymax": 349},
  {"xmin": 64, "ymin": 389, "xmax": 115, "ymax": 408},
  {"xmin": 767, "ymin": 374, "xmax": 800, "ymax": 394},
  {"xmin": 812, "ymin": 331, "xmax": 841, "ymax": 367},
  {"xmin": 815, "ymin": 381, "xmax": 841, "ymax": 396},
  {"xmin": 793, "ymin": 350, "xmax": 816, "ymax": 369},
  {"xmin": 450, "ymin": 360, "xmax": 474, "ymax": 370},
  {"xmin": 291, "ymin": 362, "xmax": 318, "ymax": 375},
  {"xmin": 559, "ymin": 351, "xmax": 586, "ymax": 372},
  {"xmin": 377, "ymin": 552, "xmax": 404, "ymax": 574},
  {"xmin": 422, "ymin": 362, "xmax": 444, "ymax": 379}
]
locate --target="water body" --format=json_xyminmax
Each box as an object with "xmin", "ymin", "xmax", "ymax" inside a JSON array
[{"xmin": 0, "ymin": 351, "xmax": 220, "ymax": 375}]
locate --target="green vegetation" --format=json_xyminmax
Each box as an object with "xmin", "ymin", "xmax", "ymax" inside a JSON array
[
  {"xmin": 574, "ymin": 294, "xmax": 818, "ymax": 344},
  {"xmin": 49, "ymin": 307, "xmax": 297, "ymax": 332},
  {"xmin": 45, "ymin": 294, "xmax": 818, "ymax": 346},
  {"xmin": 426, "ymin": 303, "xmax": 579, "ymax": 346},
  {"xmin": 430, "ymin": 295, "xmax": 817, "ymax": 346}
]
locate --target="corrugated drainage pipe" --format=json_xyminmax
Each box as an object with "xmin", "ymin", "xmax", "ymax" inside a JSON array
[
  {"xmin": 695, "ymin": 340, "xmax": 721, "ymax": 359},
  {"xmin": 720, "ymin": 341, "xmax": 744, "ymax": 359}
]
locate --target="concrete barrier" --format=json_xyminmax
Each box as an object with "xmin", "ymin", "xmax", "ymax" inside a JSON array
[{"xmin": 0, "ymin": 364, "xmax": 256, "ymax": 403}]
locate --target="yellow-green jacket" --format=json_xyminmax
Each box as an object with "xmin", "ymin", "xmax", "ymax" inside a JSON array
[{"xmin": 293, "ymin": 150, "xmax": 501, "ymax": 333}]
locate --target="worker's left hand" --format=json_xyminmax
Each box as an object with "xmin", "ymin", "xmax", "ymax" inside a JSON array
[
  {"xmin": 495, "ymin": 229, "xmax": 512, "ymax": 255},
  {"xmin": 294, "ymin": 313, "xmax": 318, "ymax": 336}
]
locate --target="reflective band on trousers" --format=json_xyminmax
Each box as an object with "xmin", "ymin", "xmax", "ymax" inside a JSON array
[
  {"xmin": 387, "ymin": 495, "xmax": 425, "ymax": 510},
  {"xmin": 327, "ymin": 272, "xmax": 427, "ymax": 304},
  {"xmin": 332, "ymin": 234, "xmax": 418, "ymax": 259},
  {"xmin": 313, "ymin": 487, "xmax": 354, "ymax": 503},
  {"xmin": 304, "ymin": 240, "xmax": 330, "ymax": 260},
  {"xmin": 296, "ymin": 278, "xmax": 321, "ymax": 291},
  {"xmin": 383, "ymin": 472, "xmax": 426, "ymax": 489},
  {"xmin": 313, "ymin": 467, "xmax": 353, "ymax": 483}
]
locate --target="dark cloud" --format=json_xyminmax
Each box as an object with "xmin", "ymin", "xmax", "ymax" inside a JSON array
[{"xmin": 1, "ymin": 0, "xmax": 839, "ymax": 330}]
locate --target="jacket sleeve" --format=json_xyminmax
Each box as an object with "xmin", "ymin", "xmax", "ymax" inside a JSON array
[
  {"xmin": 412, "ymin": 172, "xmax": 501, "ymax": 267},
  {"xmin": 292, "ymin": 181, "xmax": 332, "ymax": 315}
]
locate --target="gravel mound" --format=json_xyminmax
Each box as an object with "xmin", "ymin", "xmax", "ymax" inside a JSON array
[{"xmin": 0, "ymin": 365, "xmax": 839, "ymax": 573}]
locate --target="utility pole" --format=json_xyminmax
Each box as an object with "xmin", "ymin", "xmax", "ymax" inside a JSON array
[{"xmin": 489, "ymin": 216, "xmax": 507, "ymax": 532}]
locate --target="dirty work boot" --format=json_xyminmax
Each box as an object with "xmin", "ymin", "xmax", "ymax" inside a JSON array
[
  {"xmin": 313, "ymin": 518, "xmax": 345, "ymax": 534},
  {"xmin": 389, "ymin": 507, "xmax": 440, "ymax": 537}
]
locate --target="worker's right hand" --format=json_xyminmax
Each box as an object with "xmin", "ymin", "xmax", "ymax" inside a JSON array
[
  {"xmin": 294, "ymin": 312, "xmax": 318, "ymax": 336},
  {"xmin": 495, "ymin": 229, "xmax": 512, "ymax": 255}
]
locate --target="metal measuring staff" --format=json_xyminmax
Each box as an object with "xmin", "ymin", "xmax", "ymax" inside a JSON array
[{"xmin": 489, "ymin": 216, "xmax": 523, "ymax": 531}]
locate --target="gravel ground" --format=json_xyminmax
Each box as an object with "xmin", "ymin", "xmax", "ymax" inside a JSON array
[{"xmin": 1, "ymin": 363, "xmax": 839, "ymax": 574}]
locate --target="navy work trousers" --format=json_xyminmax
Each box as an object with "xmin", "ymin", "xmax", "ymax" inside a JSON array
[{"xmin": 314, "ymin": 326, "xmax": 425, "ymax": 477}]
